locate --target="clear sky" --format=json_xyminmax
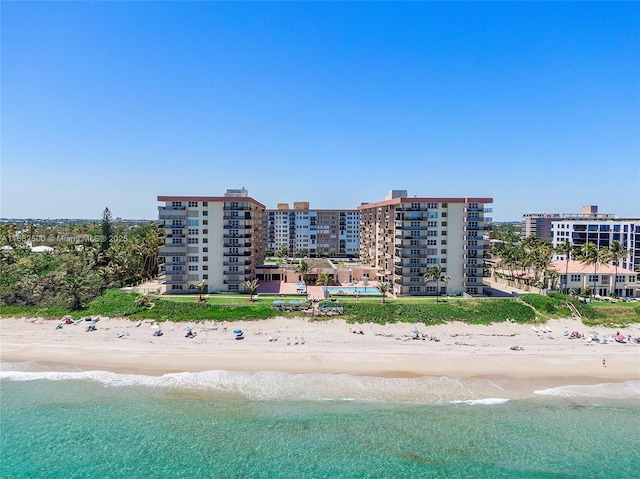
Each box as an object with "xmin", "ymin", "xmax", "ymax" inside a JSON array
[{"xmin": 1, "ymin": 1, "xmax": 638, "ymax": 221}]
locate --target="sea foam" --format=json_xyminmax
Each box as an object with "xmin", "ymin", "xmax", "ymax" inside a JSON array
[
  {"xmin": 0, "ymin": 361, "xmax": 507, "ymax": 404},
  {"xmin": 534, "ymin": 380, "xmax": 640, "ymax": 400}
]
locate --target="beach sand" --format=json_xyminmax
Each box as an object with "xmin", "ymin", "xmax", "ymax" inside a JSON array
[{"xmin": 2, "ymin": 317, "xmax": 639, "ymax": 393}]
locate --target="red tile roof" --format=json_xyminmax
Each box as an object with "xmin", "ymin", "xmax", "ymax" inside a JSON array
[{"xmin": 549, "ymin": 260, "xmax": 635, "ymax": 275}]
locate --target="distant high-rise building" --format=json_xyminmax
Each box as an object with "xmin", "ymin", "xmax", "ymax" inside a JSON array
[
  {"xmin": 157, "ymin": 188, "xmax": 266, "ymax": 293},
  {"xmin": 267, "ymin": 202, "xmax": 359, "ymax": 257},
  {"xmin": 358, "ymin": 191, "xmax": 493, "ymax": 296},
  {"xmin": 522, "ymin": 206, "xmax": 614, "ymax": 242}
]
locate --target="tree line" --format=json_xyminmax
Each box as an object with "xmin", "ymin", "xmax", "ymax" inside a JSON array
[
  {"xmin": 0, "ymin": 208, "xmax": 162, "ymax": 309},
  {"xmin": 490, "ymin": 231, "xmax": 629, "ymax": 297}
]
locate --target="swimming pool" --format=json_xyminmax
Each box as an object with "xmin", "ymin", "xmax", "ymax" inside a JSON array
[{"xmin": 325, "ymin": 286, "xmax": 381, "ymax": 295}]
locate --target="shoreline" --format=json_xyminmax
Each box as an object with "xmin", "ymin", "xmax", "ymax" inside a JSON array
[{"xmin": 2, "ymin": 317, "xmax": 639, "ymax": 394}]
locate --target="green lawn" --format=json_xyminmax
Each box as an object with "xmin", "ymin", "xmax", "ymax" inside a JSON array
[{"xmin": 1, "ymin": 290, "xmax": 638, "ymax": 327}]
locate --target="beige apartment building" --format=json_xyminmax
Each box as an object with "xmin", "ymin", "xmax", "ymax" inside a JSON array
[
  {"xmin": 158, "ymin": 188, "xmax": 266, "ymax": 293},
  {"xmin": 267, "ymin": 202, "xmax": 359, "ymax": 257},
  {"xmin": 358, "ymin": 190, "xmax": 493, "ymax": 296}
]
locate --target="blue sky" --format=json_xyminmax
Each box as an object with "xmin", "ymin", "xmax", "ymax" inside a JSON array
[{"xmin": 1, "ymin": 1, "xmax": 638, "ymax": 221}]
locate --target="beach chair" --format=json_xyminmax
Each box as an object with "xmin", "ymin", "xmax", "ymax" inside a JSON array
[
  {"xmin": 300, "ymin": 337, "xmax": 305, "ymax": 344},
  {"xmin": 294, "ymin": 337, "xmax": 299, "ymax": 345},
  {"xmin": 532, "ymin": 326, "xmax": 539, "ymax": 334},
  {"xmin": 286, "ymin": 337, "xmax": 291, "ymax": 345}
]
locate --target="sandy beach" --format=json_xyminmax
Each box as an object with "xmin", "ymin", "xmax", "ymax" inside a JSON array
[{"xmin": 2, "ymin": 316, "xmax": 639, "ymax": 392}]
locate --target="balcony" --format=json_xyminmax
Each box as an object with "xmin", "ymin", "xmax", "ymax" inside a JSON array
[
  {"xmin": 165, "ymin": 270, "xmax": 185, "ymax": 275},
  {"xmin": 223, "ymin": 243, "xmax": 252, "ymax": 248},
  {"xmin": 223, "ymin": 279, "xmax": 245, "ymax": 285},
  {"xmin": 165, "ymin": 234, "xmax": 186, "ymax": 238},
  {"xmin": 161, "ymin": 243, "xmax": 186, "ymax": 248},
  {"xmin": 223, "ymin": 215, "xmax": 251, "ymax": 220},
  {"xmin": 396, "ymin": 252, "xmax": 423, "ymax": 258},
  {"xmin": 223, "ymin": 260, "xmax": 252, "ymax": 266},
  {"xmin": 465, "ymin": 245, "xmax": 484, "ymax": 250},
  {"xmin": 223, "ymin": 224, "xmax": 250, "ymax": 229},
  {"xmin": 159, "ymin": 224, "xmax": 184, "ymax": 229},
  {"xmin": 159, "ymin": 250, "xmax": 185, "ymax": 257},
  {"xmin": 223, "ymin": 233, "xmax": 251, "ymax": 239},
  {"xmin": 224, "ymin": 269, "xmax": 252, "ymax": 275},
  {"xmin": 159, "ymin": 213, "xmax": 186, "ymax": 220},
  {"xmin": 395, "ymin": 225, "xmax": 426, "ymax": 230},
  {"xmin": 165, "ymin": 278, "xmax": 186, "ymax": 284},
  {"xmin": 165, "ymin": 261, "xmax": 185, "ymax": 266},
  {"xmin": 223, "ymin": 206, "xmax": 251, "ymax": 211},
  {"xmin": 158, "ymin": 206, "xmax": 186, "ymax": 211},
  {"xmin": 223, "ymin": 251, "xmax": 252, "ymax": 256}
]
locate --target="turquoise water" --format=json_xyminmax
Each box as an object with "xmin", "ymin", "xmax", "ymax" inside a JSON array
[{"xmin": 1, "ymin": 364, "xmax": 639, "ymax": 478}]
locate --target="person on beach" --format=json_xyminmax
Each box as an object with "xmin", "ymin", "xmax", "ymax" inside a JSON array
[{"xmin": 602, "ymin": 358, "xmax": 606, "ymax": 368}]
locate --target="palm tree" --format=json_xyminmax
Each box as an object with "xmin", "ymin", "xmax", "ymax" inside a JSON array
[
  {"xmin": 555, "ymin": 239, "xmax": 574, "ymax": 293},
  {"xmin": 191, "ymin": 280, "xmax": 207, "ymax": 301},
  {"xmin": 242, "ymin": 278, "xmax": 259, "ymax": 301},
  {"xmin": 316, "ymin": 272, "xmax": 332, "ymax": 298},
  {"xmin": 295, "ymin": 260, "xmax": 310, "ymax": 285},
  {"xmin": 374, "ymin": 282, "xmax": 391, "ymax": 303},
  {"xmin": 423, "ymin": 265, "xmax": 451, "ymax": 301},
  {"xmin": 579, "ymin": 242, "xmax": 606, "ymax": 298},
  {"xmin": 608, "ymin": 240, "xmax": 628, "ymax": 297},
  {"xmin": 63, "ymin": 275, "xmax": 88, "ymax": 310}
]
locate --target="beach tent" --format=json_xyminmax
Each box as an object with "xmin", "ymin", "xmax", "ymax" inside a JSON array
[{"xmin": 272, "ymin": 300, "xmax": 285, "ymax": 305}]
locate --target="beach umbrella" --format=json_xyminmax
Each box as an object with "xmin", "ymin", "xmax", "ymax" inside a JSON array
[
  {"xmin": 587, "ymin": 331, "xmax": 599, "ymax": 337},
  {"xmin": 87, "ymin": 320, "xmax": 96, "ymax": 326},
  {"xmin": 151, "ymin": 324, "xmax": 160, "ymax": 330},
  {"xmin": 289, "ymin": 300, "xmax": 300, "ymax": 305},
  {"xmin": 233, "ymin": 329, "xmax": 243, "ymax": 335},
  {"xmin": 414, "ymin": 325, "xmax": 419, "ymax": 335},
  {"xmin": 183, "ymin": 327, "xmax": 192, "ymax": 332}
]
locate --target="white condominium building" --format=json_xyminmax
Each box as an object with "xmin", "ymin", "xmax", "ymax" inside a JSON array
[
  {"xmin": 267, "ymin": 202, "xmax": 359, "ymax": 257},
  {"xmin": 158, "ymin": 188, "xmax": 266, "ymax": 293},
  {"xmin": 358, "ymin": 190, "xmax": 493, "ymax": 296},
  {"xmin": 523, "ymin": 205, "xmax": 614, "ymax": 242},
  {"xmin": 551, "ymin": 218, "xmax": 639, "ymax": 272}
]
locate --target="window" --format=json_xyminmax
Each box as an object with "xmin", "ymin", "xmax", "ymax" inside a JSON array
[
  {"xmin": 188, "ymin": 201, "xmax": 198, "ymax": 208},
  {"xmin": 172, "ymin": 238, "xmax": 183, "ymax": 244},
  {"xmin": 427, "ymin": 203, "xmax": 437, "ymax": 209},
  {"xmin": 202, "ymin": 210, "xmax": 208, "ymax": 216},
  {"xmin": 188, "ymin": 238, "xmax": 198, "ymax": 244},
  {"xmin": 441, "ymin": 221, "xmax": 447, "ymax": 227},
  {"xmin": 171, "ymin": 201, "xmax": 182, "ymax": 208},
  {"xmin": 441, "ymin": 249, "xmax": 447, "ymax": 254},
  {"xmin": 203, "ymin": 229, "xmax": 208, "ymax": 234},
  {"xmin": 203, "ymin": 247, "xmax": 208, "ymax": 252},
  {"xmin": 188, "ymin": 256, "xmax": 198, "ymax": 262},
  {"xmin": 203, "ymin": 265, "xmax": 208, "ymax": 271},
  {"xmin": 203, "ymin": 220, "xmax": 208, "ymax": 225},
  {"xmin": 441, "ymin": 239, "xmax": 447, "ymax": 245},
  {"xmin": 203, "ymin": 274, "xmax": 208, "ymax": 279},
  {"xmin": 188, "ymin": 220, "xmax": 199, "ymax": 226},
  {"xmin": 441, "ymin": 212, "xmax": 447, "ymax": 218},
  {"xmin": 203, "ymin": 256, "xmax": 208, "ymax": 262},
  {"xmin": 588, "ymin": 275, "xmax": 598, "ymax": 282},
  {"xmin": 188, "ymin": 265, "xmax": 198, "ymax": 271},
  {"xmin": 188, "ymin": 229, "xmax": 198, "ymax": 235},
  {"xmin": 427, "ymin": 221, "xmax": 437, "ymax": 228},
  {"xmin": 427, "ymin": 230, "xmax": 437, "ymax": 237},
  {"xmin": 427, "ymin": 239, "xmax": 437, "ymax": 246},
  {"xmin": 425, "ymin": 286, "xmax": 436, "ymax": 292},
  {"xmin": 570, "ymin": 274, "xmax": 581, "ymax": 282},
  {"xmin": 203, "ymin": 238, "xmax": 208, "ymax": 243}
]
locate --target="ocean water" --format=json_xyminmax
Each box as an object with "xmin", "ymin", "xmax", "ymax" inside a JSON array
[{"xmin": 1, "ymin": 363, "xmax": 639, "ymax": 479}]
